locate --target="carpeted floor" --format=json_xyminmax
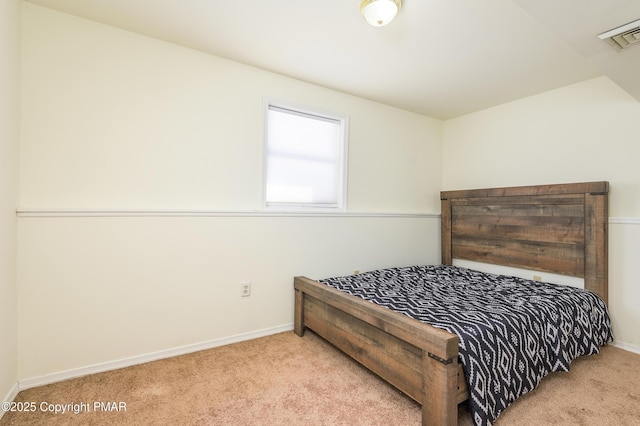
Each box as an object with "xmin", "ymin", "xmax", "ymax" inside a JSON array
[{"xmin": 2, "ymin": 331, "xmax": 639, "ymax": 425}]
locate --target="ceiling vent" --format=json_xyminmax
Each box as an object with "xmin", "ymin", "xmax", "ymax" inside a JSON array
[{"xmin": 598, "ymin": 18, "xmax": 640, "ymax": 51}]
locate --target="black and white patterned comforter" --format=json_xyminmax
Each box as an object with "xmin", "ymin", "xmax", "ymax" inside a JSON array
[{"xmin": 320, "ymin": 265, "xmax": 613, "ymax": 426}]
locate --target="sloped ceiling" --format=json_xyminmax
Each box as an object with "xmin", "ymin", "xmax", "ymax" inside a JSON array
[
  {"xmin": 23, "ymin": 0, "xmax": 640, "ymax": 119},
  {"xmin": 515, "ymin": 0, "xmax": 640, "ymax": 110}
]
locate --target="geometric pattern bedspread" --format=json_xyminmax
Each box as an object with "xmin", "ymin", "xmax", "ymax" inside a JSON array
[{"xmin": 320, "ymin": 265, "xmax": 614, "ymax": 426}]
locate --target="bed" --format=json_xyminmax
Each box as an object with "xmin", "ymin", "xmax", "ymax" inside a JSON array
[{"xmin": 293, "ymin": 181, "xmax": 611, "ymax": 426}]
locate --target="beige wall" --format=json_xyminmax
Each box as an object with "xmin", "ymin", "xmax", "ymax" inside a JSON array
[
  {"xmin": 443, "ymin": 76, "xmax": 640, "ymax": 348},
  {"xmin": 0, "ymin": 0, "xmax": 20, "ymax": 406},
  {"xmin": 20, "ymin": 4, "xmax": 442, "ymax": 213},
  {"xmin": 17, "ymin": 2, "xmax": 639, "ymax": 385},
  {"xmin": 17, "ymin": 4, "xmax": 443, "ymax": 380},
  {"xmin": 18, "ymin": 215, "xmax": 440, "ymax": 379}
]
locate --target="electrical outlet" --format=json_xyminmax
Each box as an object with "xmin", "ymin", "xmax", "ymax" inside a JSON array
[
  {"xmin": 353, "ymin": 269, "xmax": 360, "ymax": 275},
  {"xmin": 533, "ymin": 275, "xmax": 542, "ymax": 282},
  {"xmin": 241, "ymin": 282, "xmax": 251, "ymax": 297}
]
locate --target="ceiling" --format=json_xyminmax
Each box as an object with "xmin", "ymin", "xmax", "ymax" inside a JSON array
[{"xmin": 24, "ymin": 0, "xmax": 640, "ymax": 120}]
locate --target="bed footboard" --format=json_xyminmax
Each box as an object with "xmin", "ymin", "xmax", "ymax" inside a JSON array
[{"xmin": 294, "ymin": 276, "xmax": 467, "ymax": 426}]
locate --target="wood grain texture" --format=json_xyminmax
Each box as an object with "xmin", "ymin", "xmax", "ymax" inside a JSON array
[
  {"xmin": 584, "ymin": 191, "xmax": 609, "ymax": 304},
  {"xmin": 295, "ymin": 181, "xmax": 609, "ymax": 426},
  {"xmin": 441, "ymin": 198, "xmax": 452, "ymax": 265},
  {"xmin": 293, "ymin": 276, "xmax": 465, "ymax": 425},
  {"xmin": 440, "ymin": 181, "xmax": 608, "ymax": 199},
  {"xmin": 441, "ymin": 181, "xmax": 609, "ymax": 303}
]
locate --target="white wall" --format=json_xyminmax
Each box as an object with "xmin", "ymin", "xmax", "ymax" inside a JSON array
[
  {"xmin": 20, "ymin": 2, "xmax": 637, "ymax": 385},
  {"xmin": 19, "ymin": 4, "xmax": 442, "ymax": 213},
  {"xmin": 18, "ymin": 4, "xmax": 443, "ymax": 380},
  {"xmin": 443, "ymin": 76, "xmax": 640, "ymax": 349},
  {"xmin": 0, "ymin": 0, "xmax": 20, "ymax": 409}
]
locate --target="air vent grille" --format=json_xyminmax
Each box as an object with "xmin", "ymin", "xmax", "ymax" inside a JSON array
[{"xmin": 599, "ymin": 19, "xmax": 640, "ymax": 51}]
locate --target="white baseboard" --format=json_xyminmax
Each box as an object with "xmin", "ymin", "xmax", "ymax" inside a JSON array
[
  {"xmin": 14, "ymin": 324, "xmax": 638, "ymax": 395},
  {"xmin": 18, "ymin": 323, "xmax": 294, "ymax": 391},
  {"xmin": 0, "ymin": 381, "xmax": 20, "ymax": 421},
  {"xmin": 610, "ymin": 340, "xmax": 640, "ymax": 355}
]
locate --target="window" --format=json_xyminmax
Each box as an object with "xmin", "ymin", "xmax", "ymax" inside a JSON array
[{"xmin": 264, "ymin": 100, "xmax": 348, "ymax": 211}]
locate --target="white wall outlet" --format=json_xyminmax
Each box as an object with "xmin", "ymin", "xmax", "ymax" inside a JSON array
[
  {"xmin": 533, "ymin": 275, "xmax": 542, "ymax": 282},
  {"xmin": 353, "ymin": 269, "xmax": 360, "ymax": 275},
  {"xmin": 241, "ymin": 282, "xmax": 251, "ymax": 297}
]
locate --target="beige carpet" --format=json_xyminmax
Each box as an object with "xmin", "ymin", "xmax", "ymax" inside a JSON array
[{"xmin": 2, "ymin": 331, "xmax": 639, "ymax": 425}]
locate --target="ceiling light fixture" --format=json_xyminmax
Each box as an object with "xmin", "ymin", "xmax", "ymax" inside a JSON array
[{"xmin": 360, "ymin": 0, "xmax": 402, "ymax": 27}]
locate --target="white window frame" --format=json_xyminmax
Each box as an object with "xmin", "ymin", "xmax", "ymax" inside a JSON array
[{"xmin": 263, "ymin": 98, "xmax": 349, "ymax": 212}]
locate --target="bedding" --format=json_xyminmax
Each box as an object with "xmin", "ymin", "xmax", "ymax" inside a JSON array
[{"xmin": 320, "ymin": 264, "xmax": 613, "ymax": 426}]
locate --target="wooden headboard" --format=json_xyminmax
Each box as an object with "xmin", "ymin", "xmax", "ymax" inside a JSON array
[{"xmin": 440, "ymin": 182, "xmax": 609, "ymax": 304}]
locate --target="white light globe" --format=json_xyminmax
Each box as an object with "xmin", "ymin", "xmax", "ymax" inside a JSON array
[{"xmin": 360, "ymin": 0, "xmax": 400, "ymax": 27}]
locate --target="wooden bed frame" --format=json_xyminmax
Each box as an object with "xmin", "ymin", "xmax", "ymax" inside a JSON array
[{"xmin": 294, "ymin": 181, "xmax": 609, "ymax": 426}]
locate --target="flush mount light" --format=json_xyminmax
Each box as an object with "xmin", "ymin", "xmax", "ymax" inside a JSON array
[{"xmin": 360, "ymin": 0, "xmax": 402, "ymax": 27}]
